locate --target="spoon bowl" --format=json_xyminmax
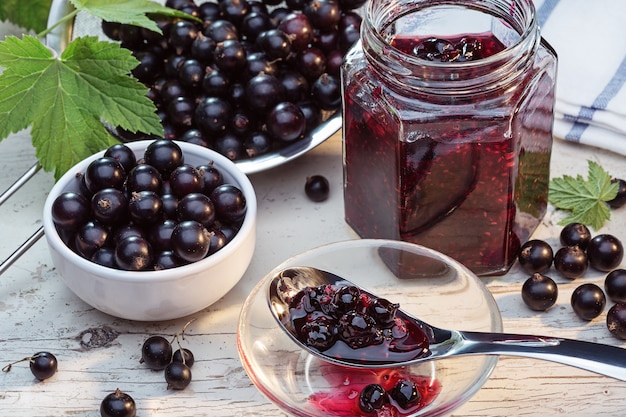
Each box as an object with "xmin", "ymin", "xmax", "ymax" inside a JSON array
[{"xmin": 269, "ymin": 266, "xmax": 626, "ymax": 381}]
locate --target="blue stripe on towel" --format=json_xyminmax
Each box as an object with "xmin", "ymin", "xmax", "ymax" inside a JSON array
[
  {"xmin": 566, "ymin": 54, "xmax": 626, "ymax": 141},
  {"xmin": 536, "ymin": 0, "xmax": 560, "ymax": 28}
]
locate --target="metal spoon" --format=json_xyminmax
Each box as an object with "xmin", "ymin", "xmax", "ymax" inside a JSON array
[{"xmin": 268, "ymin": 266, "xmax": 626, "ymax": 381}]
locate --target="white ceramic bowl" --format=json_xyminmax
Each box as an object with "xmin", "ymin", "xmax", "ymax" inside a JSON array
[
  {"xmin": 238, "ymin": 239, "xmax": 502, "ymax": 416},
  {"xmin": 43, "ymin": 140, "xmax": 256, "ymax": 321}
]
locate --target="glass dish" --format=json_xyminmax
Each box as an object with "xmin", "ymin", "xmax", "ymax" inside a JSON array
[
  {"xmin": 45, "ymin": 0, "xmax": 342, "ymax": 175},
  {"xmin": 237, "ymin": 239, "xmax": 502, "ymax": 416}
]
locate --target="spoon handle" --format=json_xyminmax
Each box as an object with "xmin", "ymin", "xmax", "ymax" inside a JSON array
[{"xmin": 457, "ymin": 331, "xmax": 626, "ymax": 381}]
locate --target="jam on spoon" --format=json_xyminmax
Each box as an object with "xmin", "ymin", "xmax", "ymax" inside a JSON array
[
  {"xmin": 287, "ymin": 282, "xmax": 430, "ymax": 365},
  {"xmin": 269, "ymin": 266, "xmax": 626, "ymax": 380}
]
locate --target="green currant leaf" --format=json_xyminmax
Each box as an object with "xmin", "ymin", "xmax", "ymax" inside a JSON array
[
  {"xmin": 549, "ymin": 160, "xmax": 619, "ymax": 230},
  {"xmin": 0, "ymin": 35, "xmax": 162, "ymax": 180},
  {"xmin": 69, "ymin": 0, "xmax": 200, "ymax": 33},
  {"xmin": 0, "ymin": 0, "xmax": 52, "ymax": 33}
]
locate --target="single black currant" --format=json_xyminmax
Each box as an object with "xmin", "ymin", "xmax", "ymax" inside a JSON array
[
  {"xmin": 211, "ymin": 184, "xmax": 247, "ymax": 223},
  {"xmin": 128, "ymin": 190, "xmax": 163, "ymax": 226},
  {"xmin": 104, "ymin": 143, "xmax": 137, "ymax": 173},
  {"xmin": 245, "ymin": 73, "xmax": 284, "ymax": 113},
  {"xmin": 177, "ymin": 192, "xmax": 216, "ymax": 227},
  {"xmin": 164, "ymin": 361, "xmax": 192, "ymax": 390},
  {"xmin": 311, "ymin": 73, "xmax": 341, "ymax": 110},
  {"xmin": 84, "ymin": 157, "xmax": 126, "ymax": 194},
  {"xmin": 100, "ymin": 388, "xmax": 137, "ymax": 417},
  {"xmin": 305, "ymin": 175, "xmax": 330, "ymax": 202},
  {"xmin": 607, "ymin": 302, "xmax": 626, "ymax": 340},
  {"xmin": 169, "ymin": 164, "xmax": 205, "ymax": 197},
  {"xmin": 197, "ymin": 163, "xmax": 224, "ymax": 195},
  {"xmin": 125, "ymin": 163, "xmax": 163, "ymax": 194},
  {"xmin": 91, "ymin": 188, "xmax": 128, "ymax": 225},
  {"xmin": 172, "ymin": 348, "xmax": 195, "ymax": 368},
  {"xmin": 586, "ymin": 234, "xmax": 624, "ymax": 272},
  {"xmin": 52, "ymin": 192, "xmax": 90, "ymax": 230},
  {"xmin": 115, "ymin": 235, "xmax": 153, "ymax": 271},
  {"xmin": 91, "ymin": 247, "xmax": 117, "ymax": 268},
  {"xmin": 605, "ymin": 269, "xmax": 626, "ymax": 303},
  {"xmin": 140, "ymin": 335, "xmax": 173, "ymax": 370},
  {"xmin": 521, "ymin": 273, "xmax": 558, "ymax": 311},
  {"xmin": 75, "ymin": 220, "xmax": 110, "ymax": 259},
  {"xmin": 171, "ymin": 220, "xmax": 212, "ymax": 262},
  {"xmin": 559, "ymin": 222, "xmax": 591, "ymax": 249},
  {"xmin": 554, "ymin": 246, "xmax": 588, "ymax": 279},
  {"xmin": 143, "ymin": 139, "xmax": 184, "ymax": 179},
  {"xmin": 571, "ymin": 283, "xmax": 606, "ymax": 321},
  {"xmin": 266, "ymin": 101, "xmax": 306, "ymax": 142},
  {"xmin": 517, "ymin": 239, "xmax": 553, "ymax": 274}
]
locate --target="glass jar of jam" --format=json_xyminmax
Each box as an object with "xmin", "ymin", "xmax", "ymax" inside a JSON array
[{"xmin": 341, "ymin": 0, "xmax": 557, "ymax": 276}]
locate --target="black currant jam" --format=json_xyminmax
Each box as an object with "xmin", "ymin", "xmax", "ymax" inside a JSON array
[
  {"xmin": 342, "ymin": 0, "xmax": 557, "ymax": 275},
  {"xmin": 288, "ymin": 284, "xmax": 430, "ymax": 365},
  {"xmin": 309, "ymin": 365, "xmax": 441, "ymax": 416}
]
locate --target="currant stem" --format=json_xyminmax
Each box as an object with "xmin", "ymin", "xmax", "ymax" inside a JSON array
[
  {"xmin": 1, "ymin": 353, "xmax": 42, "ymax": 373},
  {"xmin": 169, "ymin": 317, "xmax": 197, "ymax": 365}
]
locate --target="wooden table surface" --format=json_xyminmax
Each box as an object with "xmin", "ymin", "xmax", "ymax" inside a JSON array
[{"xmin": 1, "ymin": 128, "xmax": 626, "ymax": 417}]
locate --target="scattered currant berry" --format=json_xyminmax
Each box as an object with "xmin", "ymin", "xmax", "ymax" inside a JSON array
[
  {"xmin": 100, "ymin": 388, "xmax": 137, "ymax": 417},
  {"xmin": 571, "ymin": 283, "xmax": 606, "ymax": 321},
  {"xmin": 2, "ymin": 352, "xmax": 58, "ymax": 381},
  {"xmin": 605, "ymin": 269, "xmax": 626, "ymax": 303},
  {"xmin": 586, "ymin": 234, "xmax": 624, "ymax": 272},
  {"xmin": 554, "ymin": 246, "xmax": 588, "ymax": 279},
  {"xmin": 305, "ymin": 175, "xmax": 330, "ymax": 202},
  {"xmin": 173, "ymin": 348, "xmax": 195, "ymax": 368},
  {"xmin": 559, "ymin": 222, "xmax": 591, "ymax": 249},
  {"xmin": 140, "ymin": 335, "xmax": 173, "ymax": 370},
  {"xmin": 608, "ymin": 178, "xmax": 626, "ymax": 209},
  {"xmin": 517, "ymin": 239, "xmax": 553, "ymax": 274},
  {"xmin": 607, "ymin": 302, "xmax": 626, "ymax": 340},
  {"xmin": 359, "ymin": 384, "xmax": 388, "ymax": 414},
  {"xmin": 521, "ymin": 273, "xmax": 558, "ymax": 311},
  {"xmin": 164, "ymin": 361, "xmax": 192, "ymax": 390}
]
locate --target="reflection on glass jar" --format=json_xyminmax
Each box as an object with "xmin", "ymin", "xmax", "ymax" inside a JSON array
[{"xmin": 342, "ymin": 0, "xmax": 557, "ymax": 276}]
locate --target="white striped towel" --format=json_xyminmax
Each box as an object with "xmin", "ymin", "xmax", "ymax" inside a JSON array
[{"xmin": 534, "ymin": 0, "xmax": 626, "ymax": 155}]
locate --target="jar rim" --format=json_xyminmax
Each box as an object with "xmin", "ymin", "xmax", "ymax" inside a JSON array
[{"xmin": 363, "ymin": 0, "xmax": 538, "ymax": 69}]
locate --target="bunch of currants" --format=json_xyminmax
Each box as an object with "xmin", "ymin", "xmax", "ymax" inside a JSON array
[{"xmin": 102, "ymin": 0, "xmax": 364, "ymax": 160}]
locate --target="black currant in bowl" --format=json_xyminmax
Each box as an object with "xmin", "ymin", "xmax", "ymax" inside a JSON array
[
  {"xmin": 101, "ymin": 0, "xmax": 361, "ymax": 174},
  {"xmin": 43, "ymin": 140, "xmax": 257, "ymax": 321}
]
